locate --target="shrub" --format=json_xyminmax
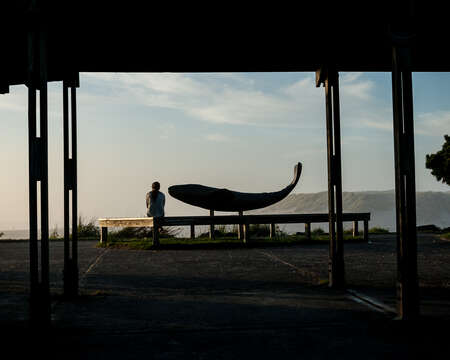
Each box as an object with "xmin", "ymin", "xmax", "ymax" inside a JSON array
[
  {"xmin": 417, "ymin": 224, "xmax": 441, "ymax": 233},
  {"xmin": 113, "ymin": 226, "xmax": 181, "ymax": 239},
  {"xmin": 369, "ymin": 227, "xmax": 389, "ymax": 234},
  {"xmin": 212, "ymin": 225, "xmax": 235, "ymax": 237},
  {"xmin": 78, "ymin": 216, "xmax": 100, "ymax": 238},
  {"xmin": 198, "ymin": 225, "xmax": 237, "ymax": 238},
  {"xmin": 312, "ymin": 228, "xmax": 325, "ymax": 235},
  {"xmin": 249, "ymin": 224, "xmax": 271, "ymax": 237},
  {"xmin": 198, "ymin": 224, "xmax": 283, "ymax": 238},
  {"xmin": 50, "ymin": 225, "xmax": 59, "ymax": 240},
  {"xmin": 114, "ymin": 227, "xmax": 151, "ymax": 239}
]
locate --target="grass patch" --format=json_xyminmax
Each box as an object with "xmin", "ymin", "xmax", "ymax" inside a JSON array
[
  {"xmin": 97, "ymin": 233, "xmax": 365, "ymax": 250},
  {"xmin": 442, "ymin": 232, "xmax": 450, "ymax": 241}
]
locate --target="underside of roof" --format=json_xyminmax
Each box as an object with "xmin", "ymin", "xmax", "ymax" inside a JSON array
[{"xmin": 1, "ymin": 0, "xmax": 449, "ymax": 88}]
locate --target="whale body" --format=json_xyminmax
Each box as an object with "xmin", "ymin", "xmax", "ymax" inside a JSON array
[{"xmin": 168, "ymin": 162, "xmax": 302, "ymax": 212}]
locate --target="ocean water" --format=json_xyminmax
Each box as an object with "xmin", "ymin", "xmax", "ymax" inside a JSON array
[{"xmin": 0, "ymin": 229, "xmax": 30, "ymax": 240}]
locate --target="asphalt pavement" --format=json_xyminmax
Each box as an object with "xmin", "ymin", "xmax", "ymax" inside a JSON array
[{"xmin": 1, "ymin": 236, "xmax": 449, "ymax": 359}]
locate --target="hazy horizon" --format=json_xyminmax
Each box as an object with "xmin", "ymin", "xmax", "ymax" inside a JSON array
[
  {"xmin": 1, "ymin": 72, "xmax": 449, "ymax": 231},
  {"xmin": 2, "ymin": 188, "xmax": 450, "ymax": 238}
]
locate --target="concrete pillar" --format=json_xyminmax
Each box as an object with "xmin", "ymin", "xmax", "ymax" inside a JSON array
[
  {"xmin": 316, "ymin": 66, "xmax": 345, "ymax": 289},
  {"xmin": 391, "ymin": 39, "xmax": 419, "ymax": 319}
]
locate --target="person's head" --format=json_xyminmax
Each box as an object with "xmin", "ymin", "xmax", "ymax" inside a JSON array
[
  {"xmin": 152, "ymin": 181, "xmax": 160, "ymax": 191},
  {"xmin": 151, "ymin": 181, "xmax": 161, "ymax": 200}
]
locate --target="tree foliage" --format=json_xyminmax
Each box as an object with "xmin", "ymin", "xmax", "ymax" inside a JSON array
[{"xmin": 426, "ymin": 135, "xmax": 450, "ymax": 186}]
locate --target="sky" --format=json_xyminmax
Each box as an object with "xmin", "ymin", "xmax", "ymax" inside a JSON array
[{"xmin": 0, "ymin": 72, "xmax": 449, "ymax": 231}]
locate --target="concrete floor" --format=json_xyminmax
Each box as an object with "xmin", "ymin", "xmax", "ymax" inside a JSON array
[{"xmin": 1, "ymin": 235, "xmax": 449, "ymax": 359}]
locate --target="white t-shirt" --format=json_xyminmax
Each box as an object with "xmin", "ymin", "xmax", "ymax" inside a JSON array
[{"xmin": 146, "ymin": 191, "xmax": 165, "ymax": 217}]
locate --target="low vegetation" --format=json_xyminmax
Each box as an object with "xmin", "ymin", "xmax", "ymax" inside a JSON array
[
  {"xmin": 369, "ymin": 227, "xmax": 390, "ymax": 234},
  {"xmin": 78, "ymin": 216, "xmax": 100, "ymax": 238},
  {"xmin": 110, "ymin": 226, "xmax": 181, "ymax": 240},
  {"xmin": 50, "ymin": 225, "xmax": 59, "ymax": 240},
  {"xmin": 197, "ymin": 224, "xmax": 275, "ymax": 238},
  {"xmin": 98, "ymin": 230, "xmax": 365, "ymax": 250},
  {"xmin": 312, "ymin": 228, "xmax": 325, "ymax": 235}
]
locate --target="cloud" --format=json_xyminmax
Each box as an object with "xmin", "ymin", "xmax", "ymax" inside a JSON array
[
  {"xmin": 415, "ymin": 111, "xmax": 450, "ymax": 136},
  {"xmin": 1, "ymin": 72, "xmax": 393, "ymax": 134},
  {"xmin": 157, "ymin": 123, "xmax": 175, "ymax": 140},
  {"xmin": 0, "ymin": 85, "xmax": 27, "ymax": 112},
  {"xmin": 341, "ymin": 135, "xmax": 371, "ymax": 145},
  {"xmin": 340, "ymin": 72, "xmax": 375, "ymax": 100},
  {"xmin": 79, "ymin": 72, "xmax": 389, "ymax": 130},
  {"xmin": 81, "ymin": 72, "xmax": 325, "ymax": 128},
  {"xmin": 341, "ymin": 79, "xmax": 374, "ymax": 100},
  {"xmin": 0, "ymin": 83, "xmax": 64, "ymax": 117},
  {"xmin": 204, "ymin": 133, "xmax": 232, "ymax": 142},
  {"xmin": 360, "ymin": 112, "xmax": 393, "ymax": 131},
  {"xmin": 357, "ymin": 109, "xmax": 450, "ymax": 136}
]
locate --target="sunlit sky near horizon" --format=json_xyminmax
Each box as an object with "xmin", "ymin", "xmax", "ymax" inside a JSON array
[{"xmin": 1, "ymin": 72, "xmax": 449, "ymax": 230}]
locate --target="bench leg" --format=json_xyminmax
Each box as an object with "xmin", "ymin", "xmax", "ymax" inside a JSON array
[
  {"xmin": 190, "ymin": 224, "xmax": 195, "ymax": 239},
  {"xmin": 238, "ymin": 210, "xmax": 243, "ymax": 240},
  {"xmin": 243, "ymin": 223, "xmax": 249, "ymax": 244},
  {"xmin": 353, "ymin": 221, "xmax": 359, "ymax": 237},
  {"xmin": 209, "ymin": 210, "xmax": 215, "ymax": 240},
  {"xmin": 153, "ymin": 228, "xmax": 160, "ymax": 247},
  {"xmin": 153, "ymin": 218, "xmax": 160, "ymax": 247},
  {"xmin": 270, "ymin": 223, "xmax": 276, "ymax": 239},
  {"xmin": 100, "ymin": 227, "xmax": 108, "ymax": 244},
  {"xmin": 364, "ymin": 220, "xmax": 370, "ymax": 243},
  {"xmin": 305, "ymin": 223, "xmax": 311, "ymax": 241}
]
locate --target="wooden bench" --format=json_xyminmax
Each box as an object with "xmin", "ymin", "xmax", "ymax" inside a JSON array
[{"xmin": 98, "ymin": 212, "xmax": 370, "ymax": 246}]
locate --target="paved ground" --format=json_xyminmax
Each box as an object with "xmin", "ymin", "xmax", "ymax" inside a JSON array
[{"xmin": 1, "ymin": 234, "xmax": 449, "ymax": 359}]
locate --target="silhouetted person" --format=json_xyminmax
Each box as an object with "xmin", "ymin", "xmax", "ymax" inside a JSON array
[{"xmin": 146, "ymin": 181, "xmax": 165, "ymax": 217}]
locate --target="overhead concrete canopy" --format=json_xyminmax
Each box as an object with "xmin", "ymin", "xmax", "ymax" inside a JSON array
[{"xmin": 1, "ymin": 0, "xmax": 449, "ymax": 88}]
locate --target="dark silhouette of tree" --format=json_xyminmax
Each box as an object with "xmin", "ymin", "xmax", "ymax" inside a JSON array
[{"xmin": 426, "ymin": 135, "xmax": 450, "ymax": 186}]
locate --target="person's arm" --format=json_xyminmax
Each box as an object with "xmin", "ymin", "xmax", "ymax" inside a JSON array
[{"xmin": 146, "ymin": 192, "xmax": 150, "ymax": 209}]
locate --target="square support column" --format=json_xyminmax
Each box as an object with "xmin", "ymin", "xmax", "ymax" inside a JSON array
[
  {"xmin": 63, "ymin": 74, "xmax": 80, "ymax": 299},
  {"xmin": 391, "ymin": 42, "xmax": 419, "ymax": 319},
  {"xmin": 27, "ymin": 22, "xmax": 51, "ymax": 327},
  {"xmin": 316, "ymin": 67, "xmax": 345, "ymax": 289}
]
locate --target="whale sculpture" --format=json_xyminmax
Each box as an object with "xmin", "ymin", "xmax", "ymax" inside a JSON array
[{"xmin": 168, "ymin": 162, "xmax": 302, "ymax": 212}]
